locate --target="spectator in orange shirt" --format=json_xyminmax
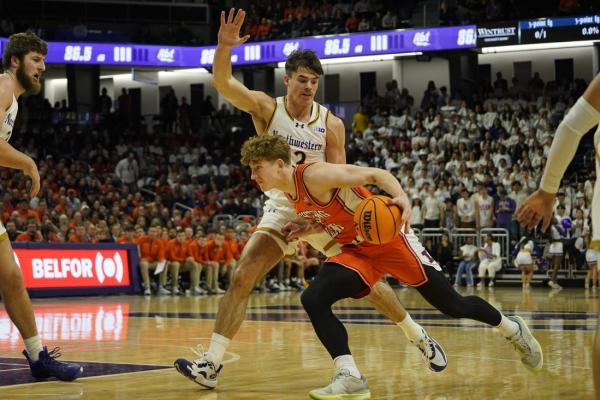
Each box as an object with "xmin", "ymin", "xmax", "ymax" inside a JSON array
[
  {"xmin": 34, "ymin": 199, "xmax": 50, "ymax": 222},
  {"xmin": 188, "ymin": 232, "xmax": 219, "ymax": 294},
  {"xmin": 238, "ymin": 230, "xmax": 249, "ymax": 254},
  {"xmin": 138, "ymin": 225, "xmax": 168, "ymax": 295},
  {"xmin": 205, "ymin": 232, "xmax": 233, "ymax": 293},
  {"xmin": 166, "ymin": 228, "xmax": 197, "ymax": 295},
  {"xmin": 16, "ymin": 199, "xmax": 38, "ymax": 227},
  {"xmin": 224, "ymin": 228, "xmax": 241, "ymax": 262},
  {"xmin": 345, "ymin": 11, "xmax": 359, "ymax": 32},
  {"xmin": 68, "ymin": 225, "xmax": 89, "ymax": 243},
  {"xmin": 181, "ymin": 210, "xmax": 193, "ymax": 227},
  {"xmin": 117, "ymin": 224, "xmax": 137, "ymax": 244},
  {"xmin": 184, "ymin": 227, "xmax": 195, "ymax": 246},
  {"xmin": 188, "ymin": 233, "xmax": 218, "ymax": 294},
  {"xmin": 15, "ymin": 220, "xmax": 42, "ymax": 242},
  {"xmin": 135, "ymin": 225, "xmax": 146, "ymax": 239},
  {"xmin": 40, "ymin": 223, "xmax": 62, "ymax": 243},
  {"xmin": 68, "ymin": 211, "xmax": 83, "ymax": 230}
]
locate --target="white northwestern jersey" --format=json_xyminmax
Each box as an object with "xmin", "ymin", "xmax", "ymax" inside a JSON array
[
  {"xmin": 1, "ymin": 94, "xmax": 17, "ymax": 142},
  {"xmin": 264, "ymin": 96, "xmax": 329, "ymax": 203}
]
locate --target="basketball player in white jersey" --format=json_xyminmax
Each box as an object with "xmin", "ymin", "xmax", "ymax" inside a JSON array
[
  {"xmin": 0, "ymin": 32, "xmax": 82, "ymax": 380},
  {"xmin": 174, "ymin": 8, "xmax": 447, "ymax": 389},
  {"xmin": 516, "ymin": 72, "xmax": 600, "ymax": 399}
]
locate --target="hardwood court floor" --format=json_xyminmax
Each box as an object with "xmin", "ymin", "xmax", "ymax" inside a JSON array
[{"xmin": 0, "ymin": 287, "xmax": 597, "ymax": 399}]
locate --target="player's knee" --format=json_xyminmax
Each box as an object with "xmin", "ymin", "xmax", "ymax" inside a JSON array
[
  {"xmin": 229, "ymin": 265, "xmax": 258, "ymax": 293},
  {"xmin": 0, "ymin": 268, "xmax": 25, "ymax": 295},
  {"xmin": 233, "ymin": 255, "xmax": 272, "ymax": 286},
  {"xmin": 300, "ymin": 286, "xmax": 322, "ymax": 314}
]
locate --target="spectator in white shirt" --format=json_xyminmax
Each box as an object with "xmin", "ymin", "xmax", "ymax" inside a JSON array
[
  {"xmin": 115, "ymin": 152, "xmax": 139, "ymax": 192},
  {"xmin": 457, "ymin": 188, "xmax": 476, "ymax": 228},
  {"xmin": 477, "ymin": 234, "xmax": 502, "ymax": 288},
  {"xmin": 422, "ymin": 186, "xmax": 444, "ymax": 228},
  {"xmin": 455, "ymin": 237, "xmax": 478, "ymax": 287},
  {"xmin": 410, "ymin": 197, "xmax": 424, "ymax": 230}
]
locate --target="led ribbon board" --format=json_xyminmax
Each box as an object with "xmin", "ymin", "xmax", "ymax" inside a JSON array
[{"xmin": 0, "ymin": 26, "xmax": 476, "ymax": 67}]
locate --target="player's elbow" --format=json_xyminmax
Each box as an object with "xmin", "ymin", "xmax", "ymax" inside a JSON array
[
  {"xmin": 364, "ymin": 168, "xmax": 379, "ymax": 185},
  {"xmin": 211, "ymin": 77, "xmax": 224, "ymax": 90}
]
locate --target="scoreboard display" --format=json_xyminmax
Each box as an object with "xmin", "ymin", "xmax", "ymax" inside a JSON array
[{"xmin": 520, "ymin": 14, "xmax": 600, "ymax": 44}]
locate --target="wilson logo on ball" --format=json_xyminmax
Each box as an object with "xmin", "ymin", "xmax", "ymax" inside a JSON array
[
  {"xmin": 361, "ymin": 210, "xmax": 373, "ymax": 242},
  {"xmin": 354, "ymin": 195, "xmax": 401, "ymax": 245}
]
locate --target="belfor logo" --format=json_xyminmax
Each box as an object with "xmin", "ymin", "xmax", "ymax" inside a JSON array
[
  {"xmin": 14, "ymin": 248, "xmax": 131, "ymax": 288},
  {"xmin": 95, "ymin": 252, "xmax": 124, "ymax": 283}
]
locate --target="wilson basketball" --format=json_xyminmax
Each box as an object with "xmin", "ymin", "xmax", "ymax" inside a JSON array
[{"xmin": 354, "ymin": 195, "xmax": 402, "ymax": 244}]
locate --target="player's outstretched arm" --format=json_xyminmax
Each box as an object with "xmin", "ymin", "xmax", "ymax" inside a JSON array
[
  {"xmin": 516, "ymin": 72, "xmax": 600, "ymax": 231},
  {"xmin": 305, "ymin": 163, "xmax": 412, "ymax": 231},
  {"xmin": 212, "ymin": 8, "xmax": 274, "ymax": 124},
  {"xmin": 325, "ymin": 114, "xmax": 346, "ymax": 164},
  {"xmin": 0, "ymin": 78, "xmax": 39, "ymax": 196}
]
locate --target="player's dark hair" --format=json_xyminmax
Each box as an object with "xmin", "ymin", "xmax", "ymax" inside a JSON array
[
  {"xmin": 2, "ymin": 32, "xmax": 47, "ymax": 70},
  {"xmin": 285, "ymin": 49, "xmax": 323, "ymax": 76}
]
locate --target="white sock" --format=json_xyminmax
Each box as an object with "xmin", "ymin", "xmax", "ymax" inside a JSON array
[
  {"xmin": 396, "ymin": 314, "xmax": 423, "ymax": 342},
  {"xmin": 333, "ymin": 354, "xmax": 361, "ymax": 379},
  {"xmin": 24, "ymin": 335, "xmax": 43, "ymax": 362},
  {"xmin": 207, "ymin": 332, "xmax": 230, "ymax": 366},
  {"xmin": 496, "ymin": 315, "xmax": 519, "ymax": 338}
]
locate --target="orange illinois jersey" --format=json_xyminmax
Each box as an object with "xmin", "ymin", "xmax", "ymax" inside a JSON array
[
  {"xmin": 285, "ymin": 163, "xmax": 371, "ymax": 245},
  {"xmin": 284, "ymin": 163, "xmax": 441, "ymax": 290}
]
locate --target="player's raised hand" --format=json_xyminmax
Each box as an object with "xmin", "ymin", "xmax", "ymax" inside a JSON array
[
  {"xmin": 218, "ymin": 8, "xmax": 251, "ymax": 48},
  {"xmin": 515, "ymin": 189, "xmax": 555, "ymax": 232},
  {"xmin": 389, "ymin": 191, "xmax": 412, "ymax": 233}
]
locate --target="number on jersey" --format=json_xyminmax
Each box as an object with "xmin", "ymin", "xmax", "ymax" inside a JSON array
[{"xmin": 294, "ymin": 151, "xmax": 306, "ymax": 164}]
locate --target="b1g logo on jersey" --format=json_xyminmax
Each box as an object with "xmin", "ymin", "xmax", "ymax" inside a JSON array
[{"xmin": 313, "ymin": 126, "xmax": 325, "ymax": 134}]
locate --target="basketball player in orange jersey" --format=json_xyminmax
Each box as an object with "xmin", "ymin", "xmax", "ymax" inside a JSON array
[
  {"xmin": 240, "ymin": 135, "xmax": 543, "ymax": 399},
  {"xmin": 174, "ymin": 8, "xmax": 447, "ymax": 388},
  {"xmin": 517, "ymin": 72, "xmax": 600, "ymax": 400},
  {"xmin": 0, "ymin": 32, "xmax": 82, "ymax": 380}
]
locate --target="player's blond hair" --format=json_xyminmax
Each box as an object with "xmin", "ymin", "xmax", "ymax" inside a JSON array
[{"xmin": 241, "ymin": 135, "xmax": 291, "ymax": 166}]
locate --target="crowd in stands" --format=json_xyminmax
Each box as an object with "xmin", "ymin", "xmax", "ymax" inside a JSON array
[
  {"xmin": 6, "ymin": 83, "xmax": 324, "ymax": 294},
  {"xmin": 241, "ymin": 0, "xmax": 415, "ymax": 41},
  {"xmin": 350, "ymin": 73, "xmax": 597, "ymax": 288},
  {"xmin": 7, "ymin": 70, "xmax": 597, "ymax": 293}
]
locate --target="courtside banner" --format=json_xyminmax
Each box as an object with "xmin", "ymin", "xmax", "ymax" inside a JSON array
[{"xmin": 12, "ymin": 243, "xmax": 140, "ymax": 297}]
